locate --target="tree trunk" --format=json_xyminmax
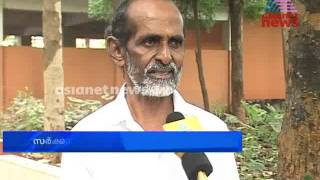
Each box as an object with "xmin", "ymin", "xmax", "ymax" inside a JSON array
[
  {"xmin": 43, "ymin": 0, "xmax": 65, "ymax": 164},
  {"xmin": 192, "ymin": 0, "xmax": 210, "ymax": 111},
  {"xmin": 229, "ymin": 0, "xmax": 245, "ymax": 121},
  {"xmin": 282, "ymin": 27, "xmax": 289, "ymax": 83},
  {"xmin": 278, "ymin": 1, "xmax": 320, "ymax": 179}
]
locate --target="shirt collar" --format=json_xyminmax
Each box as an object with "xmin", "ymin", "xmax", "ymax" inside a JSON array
[{"xmin": 109, "ymin": 84, "xmax": 189, "ymax": 128}]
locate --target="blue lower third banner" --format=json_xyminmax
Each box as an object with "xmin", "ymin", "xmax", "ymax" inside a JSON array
[{"xmin": 3, "ymin": 131, "xmax": 242, "ymax": 152}]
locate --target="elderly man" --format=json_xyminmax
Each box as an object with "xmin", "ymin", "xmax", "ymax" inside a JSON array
[{"xmin": 61, "ymin": 0, "xmax": 239, "ymax": 179}]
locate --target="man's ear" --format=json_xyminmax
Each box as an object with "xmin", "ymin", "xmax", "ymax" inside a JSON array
[{"xmin": 106, "ymin": 36, "xmax": 126, "ymax": 67}]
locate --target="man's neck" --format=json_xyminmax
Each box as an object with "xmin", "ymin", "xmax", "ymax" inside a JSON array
[{"xmin": 125, "ymin": 88, "xmax": 174, "ymax": 131}]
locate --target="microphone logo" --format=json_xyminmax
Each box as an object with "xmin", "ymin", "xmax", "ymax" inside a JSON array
[
  {"xmin": 163, "ymin": 116, "xmax": 202, "ymax": 131},
  {"xmin": 178, "ymin": 123, "xmax": 189, "ymax": 131}
]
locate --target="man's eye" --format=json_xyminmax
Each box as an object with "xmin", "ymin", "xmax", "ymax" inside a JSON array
[
  {"xmin": 143, "ymin": 38, "xmax": 158, "ymax": 47},
  {"xmin": 169, "ymin": 40, "xmax": 182, "ymax": 48}
]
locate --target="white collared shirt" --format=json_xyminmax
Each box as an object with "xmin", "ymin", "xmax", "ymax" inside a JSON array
[{"xmin": 61, "ymin": 85, "xmax": 240, "ymax": 180}]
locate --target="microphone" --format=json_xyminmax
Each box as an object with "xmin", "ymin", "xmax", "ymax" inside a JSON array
[
  {"xmin": 181, "ymin": 153, "xmax": 213, "ymax": 180},
  {"xmin": 163, "ymin": 112, "xmax": 213, "ymax": 180},
  {"xmin": 163, "ymin": 112, "xmax": 202, "ymax": 131},
  {"xmin": 164, "ymin": 112, "xmax": 201, "ymax": 158}
]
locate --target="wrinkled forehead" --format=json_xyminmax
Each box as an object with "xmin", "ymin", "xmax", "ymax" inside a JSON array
[{"xmin": 127, "ymin": 0, "xmax": 184, "ymax": 38}]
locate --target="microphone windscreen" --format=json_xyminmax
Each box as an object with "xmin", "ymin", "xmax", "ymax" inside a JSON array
[
  {"xmin": 166, "ymin": 112, "xmax": 185, "ymax": 123},
  {"xmin": 181, "ymin": 153, "xmax": 213, "ymax": 180}
]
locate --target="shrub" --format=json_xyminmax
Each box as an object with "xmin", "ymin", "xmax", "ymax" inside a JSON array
[
  {"xmin": 0, "ymin": 91, "xmax": 44, "ymax": 132},
  {"xmin": 64, "ymin": 97, "xmax": 104, "ymax": 130},
  {"xmin": 220, "ymin": 101, "xmax": 284, "ymax": 179},
  {"xmin": 0, "ymin": 90, "xmax": 114, "ymax": 137}
]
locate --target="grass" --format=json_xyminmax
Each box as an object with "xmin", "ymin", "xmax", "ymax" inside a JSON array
[{"xmin": 212, "ymin": 101, "xmax": 284, "ymax": 180}]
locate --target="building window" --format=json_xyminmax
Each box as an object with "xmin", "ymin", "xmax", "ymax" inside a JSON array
[
  {"xmin": 1, "ymin": 35, "xmax": 21, "ymax": 46},
  {"xmin": 76, "ymin": 38, "xmax": 88, "ymax": 48},
  {"xmin": 89, "ymin": 39, "xmax": 106, "ymax": 49},
  {"xmin": 76, "ymin": 38, "xmax": 106, "ymax": 49},
  {"xmin": 31, "ymin": 36, "xmax": 44, "ymax": 48}
]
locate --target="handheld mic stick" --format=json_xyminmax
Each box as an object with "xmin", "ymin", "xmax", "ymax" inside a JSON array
[
  {"xmin": 181, "ymin": 152, "xmax": 213, "ymax": 180},
  {"xmin": 164, "ymin": 112, "xmax": 213, "ymax": 180},
  {"xmin": 165, "ymin": 112, "xmax": 185, "ymax": 158}
]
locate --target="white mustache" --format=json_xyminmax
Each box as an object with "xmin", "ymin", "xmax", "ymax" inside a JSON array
[{"xmin": 144, "ymin": 62, "xmax": 178, "ymax": 75}]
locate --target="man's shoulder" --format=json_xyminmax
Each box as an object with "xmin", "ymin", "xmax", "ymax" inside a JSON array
[
  {"xmin": 71, "ymin": 100, "xmax": 119, "ymax": 131},
  {"xmin": 183, "ymin": 102, "xmax": 229, "ymax": 131}
]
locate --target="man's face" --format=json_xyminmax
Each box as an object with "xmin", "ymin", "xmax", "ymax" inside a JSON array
[{"xmin": 124, "ymin": 0, "xmax": 185, "ymax": 97}]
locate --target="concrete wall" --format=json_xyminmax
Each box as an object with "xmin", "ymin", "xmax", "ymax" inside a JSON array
[
  {"xmin": 1, "ymin": 47, "xmax": 229, "ymax": 109},
  {"xmin": 179, "ymin": 50, "xmax": 229, "ymax": 107},
  {"xmin": 0, "ymin": 46, "xmax": 3, "ymax": 112},
  {"xmin": 184, "ymin": 22, "xmax": 225, "ymax": 50},
  {"xmin": 0, "ymin": 21, "xmax": 286, "ymax": 111},
  {"xmin": 243, "ymin": 21, "xmax": 286, "ymax": 100},
  {"xmin": 4, "ymin": 0, "xmax": 87, "ymax": 13},
  {"xmin": 0, "ymin": 155, "xmax": 60, "ymax": 180}
]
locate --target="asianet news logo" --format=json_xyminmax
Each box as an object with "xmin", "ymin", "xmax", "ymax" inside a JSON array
[{"xmin": 261, "ymin": 0, "xmax": 299, "ymax": 28}]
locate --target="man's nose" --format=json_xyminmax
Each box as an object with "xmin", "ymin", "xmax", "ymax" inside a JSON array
[{"xmin": 155, "ymin": 43, "xmax": 172, "ymax": 64}]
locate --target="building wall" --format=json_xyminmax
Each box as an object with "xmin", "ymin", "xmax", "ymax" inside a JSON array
[
  {"xmin": 179, "ymin": 50, "xmax": 229, "ymax": 107},
  {"xmin": 3, "ymin": 0, "xmax": 88, "ymax": 13},
  {"xmin": 184, "ymin": 22, "xmax": 225, "ymax": 50},
  {"xmin": 1, "ymin": 47, "xmax": 229, "ymax": 110},
  {"xmin": 243, "ymin": 21, "xmax": 286, "ymax": 100},
  {"xmin": 0, "ymin": 21, "xmax": 287, "ymax": 111}
]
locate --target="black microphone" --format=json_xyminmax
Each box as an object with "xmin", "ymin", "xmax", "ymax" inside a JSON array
[
  {"xmin": 166, "ymin": 112, "xmax": 185, "ymax": 123},
  {"xmin": 181, "ymin": 152, "xmax": 213, "ymax": 180},
  {"xmin": 164, "ymin": 112, "xmax": 213, "ymax": 180}
]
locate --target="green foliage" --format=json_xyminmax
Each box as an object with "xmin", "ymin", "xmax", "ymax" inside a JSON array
[
  {"xmin": 64, "ymin": 97, "xmax": 104, "ymax": 130},
  {"xmin": 0, "ymin": 91, "xmax": 44, "ymax": 132},
  {"xmin": 210, "ymin": 103, "xmax": 227, "ymax": 119},
  {"xmin": 88, "ymin": 0, "xmax": 113, "ymax": 21},
  {"xmin": 88, "ymin": 0, "xmax": 267, "ymax": 27},
  {"xmin": 244, "ymin": 0, "xmax": 267, "ymax": 20},
  {"xmin": 304, "ymin": 174, "xmax": 313, "ymax": 180},
  {"xmin": 0, "ymin": 90, "xmax": 113, "ymax": 137},
  {"xmin": 88, "ymin": 0, "xmax": 224, "ymax": 29},
  {"xmin": 223, "ymin": 101, "xmax": 284, "ymax": 179},
  {"xmin": 173, "ymin": 0, "xmax": 224, "ymax": 29}
]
